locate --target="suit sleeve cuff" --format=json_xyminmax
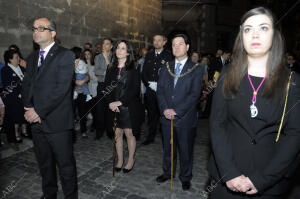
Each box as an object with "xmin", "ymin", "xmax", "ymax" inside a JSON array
[
  {"xmin": 221, "ymin": 168, "xmax": 242, "ymax": 183},
  {"xmin": 247, "ymin": 171, "xmax": 269, "ymax": 193},
  {"xmin": 35, "ymin": 109, "xmax": 46, "ymax": 120}
]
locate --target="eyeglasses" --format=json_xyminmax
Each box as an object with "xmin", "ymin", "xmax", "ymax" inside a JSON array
[{"xmin": 31, "ymin": 26, "xmax": 53, "ymax": 32}]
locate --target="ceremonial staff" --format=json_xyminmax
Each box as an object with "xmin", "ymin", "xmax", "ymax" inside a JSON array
[
  {"xmin": 112, "ymin": 112, "xmax": 117, "ymax": 177},
  {"xmin": 170, "ymin": 119, "xmax": 174, "ymax": 190}
]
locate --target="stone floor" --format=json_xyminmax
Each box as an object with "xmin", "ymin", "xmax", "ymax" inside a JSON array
[{"xmin": 0, "ymin": 119, "xmax": 299, "ymax": 199}]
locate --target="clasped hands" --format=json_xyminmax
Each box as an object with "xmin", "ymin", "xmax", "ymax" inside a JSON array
[
  {"xmin": 109, "ymin": 101, "xmax": 122, "ymax": 112},
  {"xmin": 226, "ymin": 175, "xmax": 258, "ymax": 194},
  {"xmin": 24, "ymin": 107, "xmax": 41, "ymax": 123},
  {"xmin": 163, "ymin": 109, "xmax": 177, "ymax": 120}
]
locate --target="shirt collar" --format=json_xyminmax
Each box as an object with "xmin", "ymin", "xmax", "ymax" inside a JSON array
[
  {"xmin": 155, "ymin": 49, "xmax": 163, "ymax": 55},
  {"xmin": 175, "ymin": 57, "xmax": 188, "ymax": 69},
  {"xmin": 7, "ymin": 63, "xmax": 24, "ymax": 79},
  {"xmin": 8, "ymin": 63, "xmax": 19, "ymax": 68},
  {"xmin": 40, "ymin": 42, "xmax": 55, "ymax": 59},
  {"xmin": 221, "ymin": 56, "xmax": 225, "ymax": 64}
]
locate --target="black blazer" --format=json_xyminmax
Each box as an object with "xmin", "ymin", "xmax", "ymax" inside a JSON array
[
  {"xmin": 208, "ymin": 57, "xmax": 225, "ymax": 81},
  {"xmin": 1, "ymin": 65, "xmax": 26, "ymax": 122},
  {"xmin": 157, "ymin": 59, "xmax": 204, "ymax": 128},
  {"xmin": 104, "ymin": 63, "xmax": 144, "ymax": 134},
  {"xmin": 22, "ymin": 44, "xmax": 75, "ymax": 132},
  {"xmin": 209, "ymin": 69, "xmax": 300, "ymax": 195},
  {"xmin": 141, "ymin": 48, "xmax": 173, "ymax": 86},
  {"xmin": 1, "ymin": 65, "xmax": 25, "ymax": 102}
]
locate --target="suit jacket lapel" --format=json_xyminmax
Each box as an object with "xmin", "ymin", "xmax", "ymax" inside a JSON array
[
  {"xmin": 168, "ymin": 60, "xmax": 175, "ymax": 90},
  {"xmin": 36, "ymin": 44, "xmax": 58, "ymax": 80},
  {"xmin": 33, "ymin": 51, "xmax": 39, "ymax": 74}
]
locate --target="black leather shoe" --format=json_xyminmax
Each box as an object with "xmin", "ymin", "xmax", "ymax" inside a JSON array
[
  {"xmin": 182, "ymin": 181, "xmax": 191, "ymax": 190},
  {"xmin": 142, "ymin": 139, "xmax": 154, "ymax": 145},
  {"xmin": 122, "ymin": 167, "xmax": 132, "ymax": 173},
  {"xmin": 123, "ymin": 162, "xmax": 135, "ymax": 173},
  {"xmin": 156, "ymin": 174, "xmax": 170, "ymax": 183},
  {"xmin": 114, "ymin": 167, "xmax": 122, "ymax": 172}
]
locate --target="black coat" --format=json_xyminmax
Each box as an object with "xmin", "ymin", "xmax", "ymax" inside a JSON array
[
  {"xmin": 142, "ymin": 48, "xmax": 172, "ymax": 87},
  {"xmin": 208, "ymin": 57, "xmax": 227, "ymax": 81},
  {"xmin": 157, "ymin": 59, "xmax": 204, "ymax": 127},
  {"xmin": 209, "ymin": 69, "xmax": 300, "ymax": 197},
  {"xmin": 1, "ymin": 65, "xmax": 26, "ymax": 123},
  {"xmin": 104, "ymin": 63, "xmax": 144, "ymax": 135},
  {"xmin": 22, "ymin": 44, "xmax": 75, "ymax": 132}
]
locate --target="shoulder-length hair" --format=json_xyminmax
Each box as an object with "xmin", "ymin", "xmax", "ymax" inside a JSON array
[
  {"xmin": 82, "ymin": 49, "xmax": 95, "ymax": 65},
  {"xmin": 223, "ymin": 7, "xmax": 289, "ymax": 98},
  {"xmin": 4, "ymin": 49, "xmax": 18, "ymax": 65},
  {"xmin": 111, "ymin": 40, "xmax": 135, "ymax": 70}
]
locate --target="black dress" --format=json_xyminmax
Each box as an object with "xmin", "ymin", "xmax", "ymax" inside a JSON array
[
  {"xmin": 115, "ymin": 67, "xmax": 131, "ymax": 129},
  {"xmin": 209, "ymin": 69, "xmax": 300, "ymax": 198},
  {"xmin": 105, "ymin": 64, "xmax": 144, "ymax": 135}
]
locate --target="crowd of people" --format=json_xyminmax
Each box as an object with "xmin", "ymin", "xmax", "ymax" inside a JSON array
[{"xmin": 0, "ymin": 6, "xmax": 299, "ymax": 199}]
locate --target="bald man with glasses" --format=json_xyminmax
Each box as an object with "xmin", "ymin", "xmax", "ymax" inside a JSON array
[{"xmin": 22, "ymin": 17, "xmax": 78, "ymax": 199}]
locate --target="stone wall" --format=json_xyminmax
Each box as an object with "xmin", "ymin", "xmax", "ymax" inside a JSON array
[{"xmin": 0, "ymin": 0, "xmax": 162, "ymax": 62}]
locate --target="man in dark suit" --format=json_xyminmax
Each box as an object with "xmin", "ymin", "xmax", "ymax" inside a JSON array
[
  {"xmin": 156, "ymin": 34, "xmax": 204, "ymax": 190},
  {"xmin": 207, "ymin": 50, "xmax": 230, "ymax": 81},
  {"xmin": 22, "ymin": 17, "xmax": 77, "ymax": 199},
  {"xmin": 203, "ymin": 50, "xmax": 231, "ymax": 118},
  {"xmin": 141, "ymin": 34, "xmax": 172, "ymax": 145}
]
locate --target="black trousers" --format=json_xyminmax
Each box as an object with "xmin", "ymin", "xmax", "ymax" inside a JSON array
[
  {"xmin": 31, "ymin": 124, "xmax": 78, "ymax": 199},
  {"xmin": 86, "ymin": 97, "xmax": 97, "ymax": 129},
  {"xmin": 145, "ymin": 89, "xmax": 160, "ymax": 141},
  {"xmin": 161, "ymin": 124, "xmax": 195, "ymax": 183},
  {"xmin": 95, "ymin": 82, "xmax": 107, "ymax": 138},
  {"xmin": 3, "ymin": 116, "xmax": 16, "ymax": 143},
  {"xmin": 75, "ymin": 94, "xmax": 87, "ymax": 134},
  {"xmin": 203, "ymin": 90, "xmax": 214, "ymax": 118}
]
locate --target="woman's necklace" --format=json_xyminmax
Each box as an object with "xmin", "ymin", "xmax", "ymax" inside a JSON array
[
  {"xmin": 248, "ymin": 73, "xmax": 266, "ymax": 118},
  {"xmin": 117, "ymin": 66, "xmax": 124, "ymax": 80}
]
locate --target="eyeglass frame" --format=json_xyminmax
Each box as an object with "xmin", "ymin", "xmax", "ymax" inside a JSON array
[{"xmin": 31, "ymin": 26, "xmax": 54, "ymax": 32}]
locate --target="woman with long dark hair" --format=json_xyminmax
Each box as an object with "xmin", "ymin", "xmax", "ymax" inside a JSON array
[
  {"xmin": 209, "ymin": 7, "xmax": 300, "ymax": 198},
  {"xmin": 105, "ymin": 40, "xmax": 143, "ymax": 173}
]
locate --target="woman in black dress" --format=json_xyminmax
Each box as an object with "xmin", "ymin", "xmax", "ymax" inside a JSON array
[
  {"xmin": 209, "ymin": 7, "xmax": 300, "ymax": 199},
  {"xmin": 105, "ymin": 40, "xmax": 144, "ymax": 173},
  {"xmin": 1, "ymin": 49, "xmax": 27, "ymax": 150}
]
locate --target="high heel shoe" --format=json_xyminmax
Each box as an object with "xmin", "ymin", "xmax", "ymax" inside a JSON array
[
  {"xmin": 123, "ymin": 161, "xmax": 135, "ymax": 173},
  {"xmin": 114, "ymin": 167, "xmax": 122, "ymax": 172},
  {"xmin": 114, "ymin": 161, "xmax": 123, "ymax": 172}
]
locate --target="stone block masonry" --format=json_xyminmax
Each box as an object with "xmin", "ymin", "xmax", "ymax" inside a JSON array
[{"xmin": 0, "ymin": 0, "xmax": 162, "ymax": 62}]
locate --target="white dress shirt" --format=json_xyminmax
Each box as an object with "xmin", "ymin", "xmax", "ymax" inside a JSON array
[
  {"xmin": 38, "ymin": 42, "xmax": 55, "ymax": 66},
  {"xmin": 175, "ymin": 57, "xmax": 188, "ymax": 74}
]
